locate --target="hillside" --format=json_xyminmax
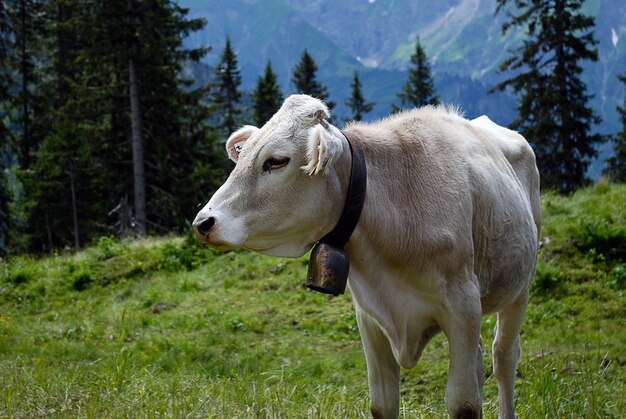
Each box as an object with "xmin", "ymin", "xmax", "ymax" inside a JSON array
[
  {"xmin": 179, "ymin": 0, "xmax": 625, "ymax": 136},
  {"xmin": 1, "ymin": 184, "xmax": 625, "ymax": 417}
]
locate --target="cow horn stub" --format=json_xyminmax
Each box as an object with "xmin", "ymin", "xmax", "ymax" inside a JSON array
[{"xmin": 306, "ymin": 242, "xmax": 349, "ymax": 296}]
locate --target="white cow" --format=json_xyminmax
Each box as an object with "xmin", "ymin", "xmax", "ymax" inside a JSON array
[{"xmin": 193, "ymin": 94, "xmax": 540, "ymax": 419}]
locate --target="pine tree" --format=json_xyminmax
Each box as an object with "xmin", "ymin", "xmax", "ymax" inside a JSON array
[
  {"xmin": 0, "ymin": 2, "xmax": 11, "ymax": 144},
  {"xmin": 107, "ymin": 0, "xmax": 217, "ymax": 234},
  {"xmin": 3, "ymin": 0, "xmax": 57, "ymax": 251},
  {"xmin": 346, "ymin": 71, "xmax": 374, "ymax": 122},
  {"xmin": 252, "ymin": 61, "xmax": 283, "ymax": 126},
  {"xmin": 493, "ymin": 0, "xmax": 603, "ymax": 193},
  {"xmin": 394, "ymin": 38, "xmax": 438, "ymax": 111},
  {"xmin": 127, "ymin": 0, "xmax": 147, "ymax": 235},
  {"xmin": 603, "ymin": 73, "xmax": 626, "ymax": 183},
  {"xmin": 0, "ymin": 3, "xmax": 12, "ymax": 254},
  {"xmin": 292, "ymin": 49, "xmax": 335, "ymax": 109},
  {"xmin": 0, "ymin": 168, "xmax": 9, "ymax": 255},
  {"xmin": 6, "ymin": 0, "xmax": 46, "ymax": 170},
  {"xmin": 213, "ymin": 37, "xmax": 243, "ymax": 136},
  {"xmin": 16, "ymin": 0, "xmax": 114, "ymax": 250}
]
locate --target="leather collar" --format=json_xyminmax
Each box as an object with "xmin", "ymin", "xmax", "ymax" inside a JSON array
[{"xmin": 319, "ymin": 131, "xmax": 367, "ymax": 248}]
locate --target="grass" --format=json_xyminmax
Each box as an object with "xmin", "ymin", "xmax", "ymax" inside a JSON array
[{"xmin": 1, "ymin": 183, "xmax": 625, "ymax": 417}]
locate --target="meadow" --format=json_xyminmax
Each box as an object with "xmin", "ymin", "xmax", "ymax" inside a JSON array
[{"xmin": 1, "ymin": 184, "xmax": 625, "ymax": 418}]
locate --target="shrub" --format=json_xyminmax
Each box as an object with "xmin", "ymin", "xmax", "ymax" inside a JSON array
[
  {"xmin": 576, "ymin": 218, "xmax": 626, "ymax": 263},
  {"xmin": 531, "ymin": 262, "xmax": 564, "ymax": 298},
  {"xmin": 609, "ymin": 264, "xmax": 626, "ymax": 290},
  {"xmin": 72, "ymin": 271, "xmax": 94, "ymax": 291},
  {"xmin": 3, "ymin": 259, "xmax": 40, "ymax": 285},
  {"xmin": 95, "ymin": 236, "xmax": 125, "ymax": 260}
]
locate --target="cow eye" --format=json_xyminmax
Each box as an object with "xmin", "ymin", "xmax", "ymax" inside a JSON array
[{"xmin": 262, "ymin": 156, "xmax": 290, "ymax": 172}]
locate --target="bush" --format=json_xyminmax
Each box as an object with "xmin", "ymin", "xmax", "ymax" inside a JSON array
[
  {"xmin": 576, "ymin": 218, "xmax": 626, "ymax": 263},
  {"xmin": 531, "ymin": 262, "xmax": 565, "ymax": 298},
  {"xmin": 609, "ymin": 264, "xmax": 626, "ymax": 290},
  {"xmin": 95, "ymin": 236, "xmax": 125, "ymax": 260},
  {"xmin": 3, "ymin": 259, "xmax": 40, "ymax": 285}
]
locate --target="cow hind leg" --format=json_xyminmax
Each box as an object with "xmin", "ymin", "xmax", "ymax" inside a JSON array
[
  {"xmin": 442, "ymin": 282, "xmax": 483, "ymax": 419},
  {"xmin": 492, "ymin": 291, "xmax": 529, "ymax": 419},
  {"xmin": 477, "ymin": 336, "xmax": 485, "ymax": 400},
  {"xmin": 355, "ymin": 306, "xmax": 400, "ymax": 419}
]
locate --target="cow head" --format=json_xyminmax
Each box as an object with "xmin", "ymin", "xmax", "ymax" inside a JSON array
[{"xmin": 192, "ymin": 95, "xmax": 351, "ymax": 257}]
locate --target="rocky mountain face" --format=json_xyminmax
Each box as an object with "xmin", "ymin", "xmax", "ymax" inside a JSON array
[{"xmin": 180, "ymin": 0, "xmax": 625, "ymax": 138}]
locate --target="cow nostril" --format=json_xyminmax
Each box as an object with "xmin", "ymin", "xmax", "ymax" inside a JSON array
[{"xmin": 197, "ymin": 217, "xmax": 215, "ymax": 236}]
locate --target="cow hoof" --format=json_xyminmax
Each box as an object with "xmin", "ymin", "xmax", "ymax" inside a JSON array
[
  {"xmin": 370, "ymin": 406, "xmax": 396, "ymax": 419},
  {"xmin": 453, "ymin": 406, "xmax": 481, "ymax": 419}
]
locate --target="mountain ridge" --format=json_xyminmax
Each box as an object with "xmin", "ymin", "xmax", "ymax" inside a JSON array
[{"xmin": 179, "ymin": 0, "xmax": 625, "ymax": 140}]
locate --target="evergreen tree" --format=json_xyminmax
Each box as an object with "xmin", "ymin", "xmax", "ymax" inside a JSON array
[
  {"xmin": 6, "ymin": 0, "xmax": 46, "ymax": 170},
  {"xmin": 346, "ymin": 71, "xmax": 374, "ymax": 122},
  {"xmin": 603, "ymin": 73, "xmax": 626, "ymax": 183},
  {"xmin": 100, "ymin": 0, "xmax": 218, "ymax": 235},
  {"xmin": 0, "ymin": 168, "xmax": 9, "ymax": 255},
  {"xmin": 3, "ymin": 0, "xmax": 55, "ymax": 251},
  {"xmin": 252, "ymin": 61, "xmax": 283, "ymax": 126},
  {"xmin": 127, "ymin": 0, "xmax": 147, "ymax": 236},
  {"xmin": 292, "ymin": 49, "xmax": 335, "ymax": 109},
  {"xmin": 17, "ymin": 0, "xmax": 116, "ymax": 250},
  {"xmin": 493, "ymin": 0, "xmax": 603, "ymax": 193},
  {"xmin": 394, "ymin": 38, "xmax": 438, "ymax": 111},
  {"xmin": 1, "ymin": 3, "xmax": 12, "ymax": 254},
  {"xmin": 213, "ymin": 37, "xmax": 243, "ymax": 135},
  {"xmin": 0, "ymin": 2, "xmax": 11, "ymax": 143}
]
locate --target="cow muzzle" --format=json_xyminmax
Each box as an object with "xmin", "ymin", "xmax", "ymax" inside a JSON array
[
  {"xmin": 305, "ymin": 242, "xmax": 350, "ymax": 296},
  {"xmin": 192, "ymin": 215, "xmax": 215, "ymax": 240},
  {"xmin": 192, "ymin": 210, "xmax": 247, "ymax": 249}
]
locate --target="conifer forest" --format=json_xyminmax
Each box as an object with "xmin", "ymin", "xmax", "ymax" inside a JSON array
[{"xmin": 0, "ymin": 0, "xmax": 624, "ymax": 255}]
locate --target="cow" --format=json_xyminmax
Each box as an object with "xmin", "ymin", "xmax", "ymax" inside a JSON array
[{"xmin": 193, "ymin": 94, "xmax": 540, "ymax": 419}]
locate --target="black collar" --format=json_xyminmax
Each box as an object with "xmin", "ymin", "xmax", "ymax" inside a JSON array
[{"xmin": 320, "ymin": 131, "xmax": 367, "ymax": 248}]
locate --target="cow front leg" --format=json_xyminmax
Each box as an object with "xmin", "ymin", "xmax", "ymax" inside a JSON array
[
  {"xmin": 441, "ymin": 283, "xmax": 483, "ymax": 419},
  {"xmin": 355, "ymin": 306, "xmax": 400, "ymax": 419}
]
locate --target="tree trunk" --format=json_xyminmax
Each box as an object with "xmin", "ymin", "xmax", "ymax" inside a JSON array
[
  {"xmin": 19, "ymin": 0, "xmax": 31, "ymax": 169},
  {"xmin": 69, "ymin": 163, "xmax": 80, "ymax": 249},
  {"xmin": 127, "ymin": 0, "xmax": 146, "ymax": 235},
  {"xmin": 45, "ymin": 213, "xmax": 53, "ymax": 250}
]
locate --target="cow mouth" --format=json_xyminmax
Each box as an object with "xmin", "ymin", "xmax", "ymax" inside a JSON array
[
  {"xmin": 210, "ymin": 242, "xmax": 234, "ymax": 251},
  {"xmin": 194, "ymin": 232, "xmax": 236, "ymax": 251}
]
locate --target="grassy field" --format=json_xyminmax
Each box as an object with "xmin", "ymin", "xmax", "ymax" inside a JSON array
[{"xmin": 1, "ymin": 184, "xmax": 625, "ymax": 418}]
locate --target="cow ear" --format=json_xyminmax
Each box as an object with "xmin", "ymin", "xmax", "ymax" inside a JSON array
[
  {"xmin": 304, "ymin": 102, "xmax": 330, "ymax": 128},
  {"xmin": 226, "ymin": 125, "xmax": 259, "ymax": 163},
  {"xmin": 302, "ymin": 125, "xmax": 343, "ymax": 176}
]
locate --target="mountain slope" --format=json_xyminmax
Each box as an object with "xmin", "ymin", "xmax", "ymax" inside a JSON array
[{"xmin": 179, "ymin": 0, "xmax": 624, "ymax": 137}]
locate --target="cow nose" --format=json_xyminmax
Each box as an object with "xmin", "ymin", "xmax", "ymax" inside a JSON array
[{"xmin": 195, "ymin": 216, "xmax": 215, "ymax": 237}]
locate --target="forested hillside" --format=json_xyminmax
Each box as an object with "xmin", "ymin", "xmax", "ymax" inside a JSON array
[
  {"xmin": 180, "ymin": 0, "xmax": 625, "ymax": 133},
  {"xmin": 0, "ymin": 1, "xmax": 230, "ymax": 253},
  {"xmin": 1, "ymin": 0, "xmax": 625, "ymax": 254}
]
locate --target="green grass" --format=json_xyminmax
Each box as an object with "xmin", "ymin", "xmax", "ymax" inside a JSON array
[{"xmin": 1, "ymin": 184, "xmax": 625, "ymax": 417}]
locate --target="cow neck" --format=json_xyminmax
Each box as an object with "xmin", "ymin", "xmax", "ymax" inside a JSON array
[{"xmin": 320, "ymin": 131, "xmax": 367, "ymax": 249}]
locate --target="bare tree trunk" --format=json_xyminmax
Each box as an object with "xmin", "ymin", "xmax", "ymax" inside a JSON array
[
  {"xmin": 45, "ymin": 213, "xmax": 53, "ymax": 250},
  {"xmin": 69, "ymin": 164, "xmax": 80, "ymax": 249},
  {"xmin": 19, "ymin": 0, "xmax": 31, "ymax": 168},
  {"xmin": 127, "ymin": 0, "xmax": 146, "ymax": 235}
]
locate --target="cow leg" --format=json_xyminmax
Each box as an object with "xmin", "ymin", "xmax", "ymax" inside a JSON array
[
  {"xmin": 442, "ymin": 283, "xmax": 483, "ymax": 419},
  {"xmin": 477, "ymin": 336, "xmax": 485, "ymax": 401},
  {"xmin": 355, "ymin": 306, "xmax": 400, "ymax": 419},
  {"xmin": 493, "ymin": 291, "xmax": 528, "ymax": 419}
]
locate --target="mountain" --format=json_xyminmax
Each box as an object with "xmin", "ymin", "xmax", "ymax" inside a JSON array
[{"xmin": 178, "ymin": 0, "xmax": 625, "ymax": 143}]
